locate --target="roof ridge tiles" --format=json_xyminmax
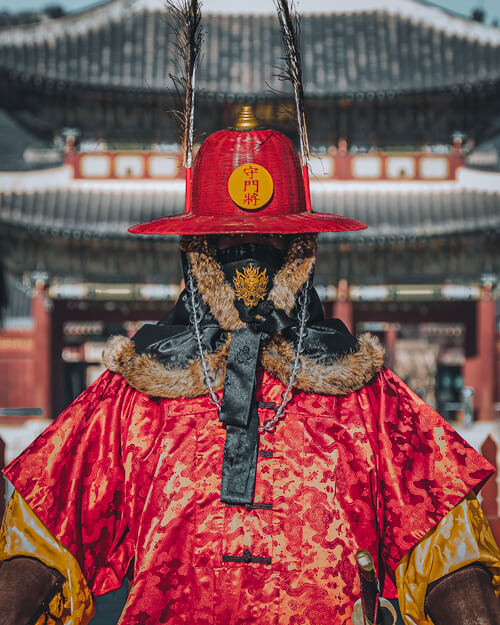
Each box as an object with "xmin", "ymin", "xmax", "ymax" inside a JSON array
[
  {"xmin": 1, "ymin": 0, "xmax": 500, "ymax": 46},
  {"xmin": 2, "ymin": 179, "xmax": 500, "ymax": 240}
]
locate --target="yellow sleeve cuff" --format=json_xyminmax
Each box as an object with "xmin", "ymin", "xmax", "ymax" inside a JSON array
[
  {"xmin": 0, "ymin": 491, "xmax": 96, "ymax": 625},
  {"xmin": 396, "ymin": 492, "xmax": 500, "ymax": 625}
]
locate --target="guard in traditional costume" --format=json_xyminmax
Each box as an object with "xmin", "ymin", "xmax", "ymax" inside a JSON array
[{"xmin": 1, "ymin": 2, "xmax": 500, "ymax": 624}]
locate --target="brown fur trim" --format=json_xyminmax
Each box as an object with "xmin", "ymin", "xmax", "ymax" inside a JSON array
[
  {"xmin": 181, "ymin": 236, "xmax": 244, "ymax": 331},
  {"xmin": 268, "ymin": 234, "xmax": 316, "ymax": 314},
  {"xmin": 103, "ymin": 335, "xmax": 230, "ymax": 399},
  {"xmin": 102, "ymin": 335, "xmax": 136, "ymax": 372},
  {"xmin": 103, "ymin": 332, "xmax": 385, "ymax": 398},
  {"xmin": 261, "ymin": 333, "xmax": 385, "ymax": 395}
]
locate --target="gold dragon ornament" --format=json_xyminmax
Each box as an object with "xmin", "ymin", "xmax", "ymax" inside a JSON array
[{"xmin": 233, "ymin": 265, "xmax": 269, "ymax": 307}]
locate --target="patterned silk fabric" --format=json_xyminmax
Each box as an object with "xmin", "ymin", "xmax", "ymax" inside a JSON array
[
  {"xmin": 3, "ymin": 368, "xmax": 494, "ymax": 625},
  {"xmin": 397, "ymin": 492, "xmax": 500, "ymax": 625},
  {"xmin": 0, "ymin": 491, "xmax": 95, "ymax": 625}
]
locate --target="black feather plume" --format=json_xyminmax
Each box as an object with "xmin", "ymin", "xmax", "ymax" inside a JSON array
[
  {"xmin": 274, "ymin": 0, "xmax": 310, "ymax": 165},
  {"xmin": 165, "ymin": 0, "xmax": 203, "ymax": 168}
]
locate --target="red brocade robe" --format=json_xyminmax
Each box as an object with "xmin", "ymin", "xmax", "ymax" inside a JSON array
[{"xmin": 3, "ymin": 366, "xmax": 494, "ymax": 625}]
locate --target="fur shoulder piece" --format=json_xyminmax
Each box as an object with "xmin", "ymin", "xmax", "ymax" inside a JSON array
[
  {"xmin": 103, "ymin": 334, "xmax": 228, "ymax": 398},
  {"xmin": 261, "ymin": 333, "xmax": 384, "ymax": 396},
  {"xmin": 103, "ymin": 332, "xmax": 385, "ymax": 399}
]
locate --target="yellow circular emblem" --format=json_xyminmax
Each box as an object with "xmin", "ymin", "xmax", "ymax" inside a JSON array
[{"xmin": 227, "ymin": 163, "xmax": 274, "ymax": 210}]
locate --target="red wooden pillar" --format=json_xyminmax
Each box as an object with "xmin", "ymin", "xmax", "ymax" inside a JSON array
[
  {"xmin": 50, "ymin": 302, "xmax": 65, "ymax": 418},
  {"xmin": 481, "ymin": 435, "xmax": 500, "ymax": 547},
  {"xmin": 497, "ymin": 329, "xmax": 500, "ymax": 405},
  {"xmin": 32, "ymin": 283, "xmax": 52, "ymax": 419},
  {"xmin": 333, "ymin": 279, "xmax": 353, "ymax": 333},
  {"xmin": 0, "ymin": 437, "xmax": 5, "ymax": 520},
  {"xmin": 464, "ymin": 286, "xmax": 497, "ymax": 421},
  {"xmin": 385, "ymin": 326, "xmax": 398, "ymax": 371}
]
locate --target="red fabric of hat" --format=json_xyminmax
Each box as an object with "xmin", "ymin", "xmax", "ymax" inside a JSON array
[{"xmin": 129, "ymin": 121, "xmax": 366, "ymax": 236}]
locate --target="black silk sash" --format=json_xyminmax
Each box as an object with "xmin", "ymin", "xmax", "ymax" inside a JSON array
[
  {"xmin": 132, "ymin": 286, "xmax": 358, "ymax": 505},
  {"xmin": 218, "ymin": 304, "xmax": 297, "ymax": 504}
]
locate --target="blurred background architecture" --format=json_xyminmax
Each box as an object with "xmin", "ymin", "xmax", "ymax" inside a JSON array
[{"xmin": 0, "ymin": 0, "xmax": 499, "ymax": 543}]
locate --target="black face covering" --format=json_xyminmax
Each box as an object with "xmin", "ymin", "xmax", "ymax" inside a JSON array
[{"xmin": 216, "ymin": 243, "xmax": 286, "ymax": 322}]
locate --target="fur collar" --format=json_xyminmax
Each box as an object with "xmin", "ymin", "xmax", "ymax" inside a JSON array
[
  {"xmin": 102, "ymin": 234, "xmax": 385, "ymax": 398},
  {"xmin": 103, "ymin": 332, "xmax": 384, "ymax": 399}
]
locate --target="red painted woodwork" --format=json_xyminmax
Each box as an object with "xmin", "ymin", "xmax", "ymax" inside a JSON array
[
  {"xmin": 497, "ymin": 330, "xmax": 500, "ymax": 406},
  {"xmin": 66, "ymin": 151, "xmax": 184, "ymax": 180},
  {"xmin": 32, "ymin": 285, "xmax": 52, "ymax": 419},
  {"xmin": 481, "ymin": 436, "xmax": 498, "ymax": 517},
  {"xmin": 480, "ymin": 435, "xmax": 500, "ymax": 547},
  {"xmin": 67, "ymin": 151, "xmax": 465, "ymax": 182},
  {"xmin": 384, "ymin": 327, "xmax": 398, "ymax": 371},
  {"xmin": 0, "ymin": 437, "xmax": 4, "ymax": 519},
  {"xmin": 333, "ymin": 300, "xmax": 354, "ymax": 334},
  {"xmin": 333, "ymin": 280, "xmax": 353, "ymax": 332},
  {"xmin": 0, "ymin": 330, "xmax": 36, "ymax": 409},
  {"xmin": 334, "ymin": 152, "xmax": 464, "ymax": 181}
]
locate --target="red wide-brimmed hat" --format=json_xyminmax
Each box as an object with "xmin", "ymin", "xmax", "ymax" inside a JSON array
[{"xmin": 129, "ymin": 107, "xmax": 366, "ymax": 236}]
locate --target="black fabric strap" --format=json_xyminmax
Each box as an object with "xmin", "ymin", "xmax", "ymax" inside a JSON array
[
  {"xmin": 220, "ymin": 328, "xmax": 262, "ymax": 504},
  {"xmin": 219, "ymin": 328, "xmax": 262, "ymax": 505},
  {"xmin": 219, "ymin": 307, "xmax": 295, "ymax": 505},
  {"xmin": 220, "ymin": 399, "xmax": 260, "ymax": 505},
  {"xmin": 219, "ymin": 328, "xmax": 263, "ymax": 428}
]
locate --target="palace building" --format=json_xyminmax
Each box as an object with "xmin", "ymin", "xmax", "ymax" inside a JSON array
[{"xmin": 1, "ymin": 1, "xmax": 500, "ymax": 526}]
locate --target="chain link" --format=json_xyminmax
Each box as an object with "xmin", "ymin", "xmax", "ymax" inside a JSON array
[
  {"xmin": 186, "ymin": 269, "xmax": 222, "ymax": 409},
  {"xmin": 260, "ymin": 278, "xmax": 310, "ymax": 432},
  {"xmin": 186, "ymin": 265, "xmax": 310, "ymax": 431}
]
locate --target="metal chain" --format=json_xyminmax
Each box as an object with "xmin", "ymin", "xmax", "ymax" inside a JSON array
[
  {"xmin": 260, "ymin": 278, "xmax": 310, "ymax": 432},
  {"xmin": 185, "ymin": 265, "xmax": 310, "ymax": 432},
  {"xmin": 186, "ymin": 269, "xmax": 221, "ymax": 409}
]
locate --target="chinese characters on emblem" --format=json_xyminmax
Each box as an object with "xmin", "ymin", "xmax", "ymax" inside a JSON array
[
  {"xmin": 227, "ymin": 162, "xmax": 273, "ymax": 210},
  {"xmin": 243, "ymin": 166, "xmax": 260, "ymax": 207}
]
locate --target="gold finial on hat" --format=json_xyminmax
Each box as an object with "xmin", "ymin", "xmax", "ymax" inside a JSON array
[{"xmin": 234, "ymin": 105, "xmax": 260, "ymax": 130}]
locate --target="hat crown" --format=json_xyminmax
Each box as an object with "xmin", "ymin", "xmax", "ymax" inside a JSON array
[{"xmin": 191, "ymin": 127, "xmax": 306, "ymax": 220}]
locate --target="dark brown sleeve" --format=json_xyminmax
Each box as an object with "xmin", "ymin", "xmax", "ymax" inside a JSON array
[
  {"xmin": 0, "ymin": 556, "xmax": 65, "ymax": 625},
  {"xmin": 425, "ymin": 564, "xmax": 500, "ymax": 625}
]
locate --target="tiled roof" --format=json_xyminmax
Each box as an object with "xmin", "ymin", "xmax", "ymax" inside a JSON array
[
  {"xmin": 1, "ymin": 1, "xmax": 500, "ymax": 97},
  {"xmin": 0, "ymin": 110, "xmax": 62, "ymax": 172},
  {"xmin": 1, "ymin": 180, "xmax": 499, "ymax": 240},
  {"xmin": 466, "ymin": 129, "xmax": 500, "ymax": 173},
  {"xmin": 316, "ymin": 184, "xmax": 500, "ymax": 240}
]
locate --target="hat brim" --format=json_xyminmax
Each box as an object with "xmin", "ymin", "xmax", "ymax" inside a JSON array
[{"xmin": 128, "ymin": 211, "xmax": 367, "ymax": 235}]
